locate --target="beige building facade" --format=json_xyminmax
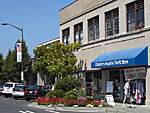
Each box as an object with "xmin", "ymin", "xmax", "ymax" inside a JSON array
[{"xmin": 59, "ymin": 0, "xmax": 150, "ymax": 105}]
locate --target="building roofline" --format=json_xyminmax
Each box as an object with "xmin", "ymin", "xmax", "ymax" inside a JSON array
[
  {"xmin": 37, "ymin": 37, "xmax": 60, "ymax": 47},
  {"xmin": 60, "ymin": 0, "xmax": 116, "ymax": 26},
  {"xmin": 59, "ymin": 0, "xmax": 78, "ymax": 11}
]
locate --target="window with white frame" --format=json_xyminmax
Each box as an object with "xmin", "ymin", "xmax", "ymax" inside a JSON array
[
  {"xmin": 62, "ymin": 28, "xmax": 70, "ymax": 45},
  {"xmin": 105, "ymin": 8, "xmax": 119, "ymax": 37},
  {"xmin": 88, "ymin": 16, "xmax": 99, "ymax": 41},
  {"xmin": 127, "ymin": 0, "xmax": 144, "ymax": 32},
  {"xmin": 74, "ymin": 22, "xmax": 83, "ymax": 45}
]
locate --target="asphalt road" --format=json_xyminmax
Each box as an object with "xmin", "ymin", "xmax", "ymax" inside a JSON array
[
  {"xmin": 2, "ymin": 95, "xmax": 150, "ymax": 113},
  {"xmin": 0, "ymin": 95, "xmax": 89, "ymax": 113}
]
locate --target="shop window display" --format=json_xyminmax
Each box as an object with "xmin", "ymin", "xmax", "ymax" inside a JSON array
[
  {"xmin": 86, "ymin": 72, "xmax": 93, "ymax": 96},
  {"xmin": 109, "ymin": 70, "xmax": 121, "ymax": 101},
  {"xmin": 124, "ymin": 67, "xmax": 146, "ymax": 104},
  {"xmin": 129, "ymin": 79, "xmax": 145, "ymax": 104},
  {"xmin": 85, "ymin": 71, "xmax": 102, "ymax": 99}
]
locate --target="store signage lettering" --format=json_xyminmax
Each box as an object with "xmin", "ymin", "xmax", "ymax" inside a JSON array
[
  {"xmin": 95, "ymin": 60, "xmax": 129, "ymax": 67},
  {"xmin": 124, "ymin": 67, "xmax": 146, "ymax": 80}
]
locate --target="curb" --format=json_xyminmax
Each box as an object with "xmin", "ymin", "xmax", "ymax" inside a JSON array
[
  {"xmin": 28, "ymin": 103, "xmax": 150, "ymax": 113},
  {"xmin": 28, "ymin": 103, "xmax": 112, "ymax": 112}
]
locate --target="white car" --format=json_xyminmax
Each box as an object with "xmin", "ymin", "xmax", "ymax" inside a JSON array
[
  {"xmin": 12, "ymin": 85, "xmax": 27, "ymax": 99},
  {"xmin": 2, "ymin": 82, "xmax": 21, "ymax": 98}
]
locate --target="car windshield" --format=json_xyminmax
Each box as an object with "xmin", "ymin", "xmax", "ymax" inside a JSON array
[
  {"xmin": 14, "ymin": 86, "xmax": 24, "ymax": 90},
  {"xmin": 5, "ymin": 84, "xmax": 13, "ymax": 87},
  {"xmin": 28, "ymin": 86, "xmax": 40, "ymax": 90}
]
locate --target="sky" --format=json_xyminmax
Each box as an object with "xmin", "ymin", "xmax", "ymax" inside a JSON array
[{"xmin": 0, "ymin": 0, "xmax": 76, "ymax": 58}]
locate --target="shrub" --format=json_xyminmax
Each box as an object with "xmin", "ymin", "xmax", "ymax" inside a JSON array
[
  {"xmin": 64, "ymin": 95, "xmax": 77, "ymax": 100},
  {"xmin": 77, "ymin": 88, "xmax": 86, "ymax": 97},
  {"xmin": 86, "ymin": 96, "xmax": 94, "ymax": 102},
  {"xmin": 52, "ymin": 89, "xmax": 65, "ymax": 98},
  {"xmin": 45, "ymin": 91, "xmax": 54, "ymax": 100},
  {"xmin": 64, "ymin": 90, "xmax": 77, "ymax": 100},
  {"xmin": 65, "ymin": 90, "xmax": 77, "ymax": 96},
  {"xmin": 55, "ymin": 76, "xmax": 81, "ymax": 92}
]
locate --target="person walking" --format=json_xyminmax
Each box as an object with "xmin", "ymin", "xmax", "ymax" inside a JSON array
[{"xmin": 122, "ymin": 79, "xmax": 134, "ymax": 109}]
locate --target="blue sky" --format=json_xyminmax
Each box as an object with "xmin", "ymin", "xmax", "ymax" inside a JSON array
[{"xmin": 0, "ymin": 0, "xmax": 76, "ymax": 58}]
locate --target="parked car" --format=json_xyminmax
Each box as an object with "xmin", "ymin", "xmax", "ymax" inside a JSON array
[
  {"xmin": 24, "ymin": 85, "xmax": 48, "ymax": 101},
  {"xmin": 0, "ymin": 85, "xmax": 4, "ymax": 95},
  {"xmin": 12, "ymin": 85, "xmax": 28, "ymax": 100},
  {"xmin": 2, "ymin": 82, "xmax": 21, "ymax": 98}
]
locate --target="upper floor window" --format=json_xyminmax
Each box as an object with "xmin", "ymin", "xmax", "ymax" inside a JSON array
[
  {"xmin": 88, "ymin": 16, "xmax": 99, "ymax": 41},
  {"xmin": 105, "ymin": 8, "xmax": 119, "ymax": 37},
  {"xmin": 62, "ymin": 28, "xmax": 70, "ymax": 45},
  {"xmin": 127, "ymin": 0, "xmax": 144, "ymax": 32},
  {"xmin": 74, "ymin": 22, "xmax": 83, "ymax": 45}
]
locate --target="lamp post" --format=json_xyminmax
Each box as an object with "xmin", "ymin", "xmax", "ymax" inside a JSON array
[{"xmin": 2, "ymin": 23, "xmax": 24, "ymax": 82}]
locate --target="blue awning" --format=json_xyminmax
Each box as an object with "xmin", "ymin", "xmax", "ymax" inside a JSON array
[{"xmin": 91, "ymin": 46, "xmax": 148, "ymax": 68}]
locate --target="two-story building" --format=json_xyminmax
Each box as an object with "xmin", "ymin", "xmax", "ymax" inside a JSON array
[{"xmin": 59, "ymin": 0, "xmax": 150, "ymax": 105}]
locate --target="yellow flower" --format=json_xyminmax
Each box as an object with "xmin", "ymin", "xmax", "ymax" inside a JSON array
[
  {"xmin": 81, "ymin": 87, "xmax": 85, "ymax": 91},
  {"xmin": 73, "ymin": 88, "xmax": 78, "ymax": 92}
]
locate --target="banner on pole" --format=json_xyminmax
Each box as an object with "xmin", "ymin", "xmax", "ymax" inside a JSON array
[
  {"xmin": 17, "ymin": 43, "xmax": 22, "ymax": 62},
  {"xmin": 21, "ymin": 71, "xmax": 24, "ymax": 81}
]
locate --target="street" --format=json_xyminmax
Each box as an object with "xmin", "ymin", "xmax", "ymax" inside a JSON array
[
  {"xmin": 0, "ymin": 96, "xmax": 91, "ymax": 113},
  {"xmin": 1, "ymin": 95, "xmax": 150, "ymax": 113}
]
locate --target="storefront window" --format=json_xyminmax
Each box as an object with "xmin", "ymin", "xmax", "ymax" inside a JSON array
[
  {"xmin": 109, "ymin": 70, "xmax": 121, "ymax": 101},
  {"xmin": 85, "ymin": 71, "xmax": 102, "ymax": 97},
  {"xmin": 86, "ymin": 72, "xmax": 92, "ymax": 96}
]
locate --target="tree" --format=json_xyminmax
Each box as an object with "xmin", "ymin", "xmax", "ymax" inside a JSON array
[
  {"xmin": 33, "ymin": 42, "xmax": 80, "ymax": 78},
  {"xmin": 3, "ymin": 40, "xmax": 31, "ymax": 82},
  {"xmin": 0, "ymin": 53, "xmax": 4, "ymax": 79},
  {"xmin": 0, "ymin": 54, "xmax": 3, "ymax": 72},
  {"xmin": 2, "ymin": 49, "xmax": 15, "ymax": 80}
]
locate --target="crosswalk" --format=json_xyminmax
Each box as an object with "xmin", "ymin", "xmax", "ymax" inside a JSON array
[
  {"xmin": 19, "ymin": 110, "xmax": 35, "ymax": 113},
  {"xmin": 45, "ymin": 110, "xmax": 60, "ymax": 113},
  {"xmin": 19, "ymin": 110, "xmax": 60, "ymax": 113}
]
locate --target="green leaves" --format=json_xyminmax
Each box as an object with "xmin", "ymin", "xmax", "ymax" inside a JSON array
[
  {"xmin": 55, "ymin": 76, "xmax": 81, "ymax": 92},
  {"xmin": 2, "ymin": 40, "xmax": 31, "ymax": 82},
  {"xmin": 33, "ymin": 42, "xmax": 80, "ymax": 77}
]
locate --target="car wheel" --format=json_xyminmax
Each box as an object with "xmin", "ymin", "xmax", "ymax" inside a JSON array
[
  {"xmin": 26, "ymin": 99, "xmax": 30, "ymax": 101},
  {"xmin": 14, "ymin": 97, "xmax": 18, "ymax": 100},
  {"xmin": 5, "ymin": 94, "xmax": 8, "ymax": 98}
]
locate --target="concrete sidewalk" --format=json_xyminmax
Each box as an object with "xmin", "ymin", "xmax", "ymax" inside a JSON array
[{"xmin": 29, "ymin": 102, "xmax": 150, "ymax": 113}]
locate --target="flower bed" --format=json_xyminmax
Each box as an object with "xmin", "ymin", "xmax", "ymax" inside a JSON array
[{"xmin": 35, "ymin": 97, "xmax": 104, "ymax": 107}]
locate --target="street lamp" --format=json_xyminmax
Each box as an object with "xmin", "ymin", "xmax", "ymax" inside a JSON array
[{"xmin": 2, "ymin": 23, "xmax": 24, "ymax": 82}]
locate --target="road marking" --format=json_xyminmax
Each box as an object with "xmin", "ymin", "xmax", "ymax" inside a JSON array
[
  {"xmin": 26, "ymin": 110, "xmax": 35, "ymax": 113},
  {"xmin": 19, "ymin": 111, "xmax": 26, "ymax": 113},
  {"xmin": 19, "ymin": 110, "xmax": 35, "ymax": 113},
  {"xmin": 45, "ymin": 109, "xmax": 60, "ymax": 113}
]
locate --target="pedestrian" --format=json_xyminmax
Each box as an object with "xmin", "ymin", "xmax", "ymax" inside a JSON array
[{"xmin": 122, "ymin": 79, "xmax": 134, "ymax": 109}]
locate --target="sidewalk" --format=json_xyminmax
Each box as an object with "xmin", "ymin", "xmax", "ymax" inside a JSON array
[{"xmin": 29, "ymin": 102, "xmax": 150, "ymax": 113}]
